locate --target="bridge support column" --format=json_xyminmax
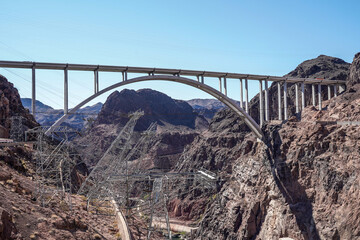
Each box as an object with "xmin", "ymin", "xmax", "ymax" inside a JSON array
[
  {"xmin": 122, "ymin": 71, "xmax": 128, "ymax": 81},
  {"xmin": 94, "ymin": 69, "xmax": 99, "ymax": 94},
  {"xmin": 334, "ymin": 85, "xmax": 337, "ymax": 97},
  {"xmin": 328, "ymin": 85, "xmax": 331, "ymax": 100},
  {"xmin": 31, "ymin": 64, "xmax": 36, "ymax": 117},
  {"xmin": 239, "ymin": 79, "xmax": 243, "ymax": 108},
  {"xmin": 318, "ymin": 83, "xmax": 322, "ymax": 110},
  {"xmin": 224, "ymin": 77, "xmax": 227, "ymax": 96},
  {"xmin": 295, "ymin": 83, "xmax": 299, "ymax": 113},
  {"xmin": 265, "ymin": 79, "xmax": 269, "ymax": 121},
  {"xmin": 245, "ymin": 79, "xmax": 249, "ymax": 113},
  {"xmin": 200, "ymin": 75, "xmax": 204, "ymax": 84},
  {"xmin": 218, "ymin": 77, "xmax": 222, "ymax": 93},
  {"xmin": 312, "ymin": 84, "xmax": 316, "ymax": 106},
  {"xmin": 284, "ymin": 81, "xmax": 288, "ymax": 120},
  {"xmin": 301, "ymin": 82, "xmax": 305, "ymax": 111},
  {"xmin": 64, "ymin": 67, "xmax": 69, "ymax": 114},
  {"xmin": 259, "ymin": 80, "xmax": 264, "ymax": 127},
  {"xmin": 277, "ymin": 82, "xmax": 282, "ymax": 120}
]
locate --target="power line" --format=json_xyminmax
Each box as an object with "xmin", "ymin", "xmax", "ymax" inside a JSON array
[
  {"xmin": 1, "ymin": 68, "xmax": 63, "ymax": 108},
  {"xmin": 0, "ymin": 40, "xmax": 33, "ymax": 61}
]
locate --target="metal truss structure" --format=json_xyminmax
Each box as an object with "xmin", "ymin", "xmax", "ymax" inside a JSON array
[
  {"xmin": 25, "ymin": 125, "xmax": 79, "ymax": 208},
  {"xmin": 10, "ymin": 116, "xmax": 25, "ymax": 142}
]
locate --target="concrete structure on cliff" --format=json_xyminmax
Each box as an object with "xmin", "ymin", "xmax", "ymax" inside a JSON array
[{"xmin": 0, "ymin": 60, "xmax": 347, "ymax": 139}]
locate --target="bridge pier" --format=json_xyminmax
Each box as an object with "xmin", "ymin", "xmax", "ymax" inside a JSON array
[
  {"xmin": 318, "ymin": 83, "xmax": 322, "ymax": 110},
  {"xmin": 264, "ymin": 80, "xmax": 269, "ymax": 121},
  {"xmin": 224, "ymin": 77, "xmax": 227, "ymax": 96},
  {"xmin": 334, "ymin": 85, "xmax": 337, "ymax": 97},
  {"xmin": 31, "ymin": 64, "xmax": 36, "ymax": 117},
  {"xmin": 122, "ymin": 71, "xmax": 128, "ymax": 81},
  {"xmin": 64, "ymin": 67, "xmax": 69, "ymax": 114},
  {"xmin": 277, "ymin": 82, "xmax": 282, "ymax": 120},
  {"xmin": 295, "ymin": 83, "xmax": 299, "ymax": 113},
  {"xmin": 301, "ymin": 82, "xmax": 305, "ymax": 111},
  {"xmin": 245, "ymin": 79, "xmax": 249, "ymax": 113},
  {"xmin": 200, "ymin": 75, "xmax": 204, "ymax": 84},
  {"xmin": 94, "ymin": 69, "xmax": 99, "ymax": 94},
  {"xmin": 284, "ymin": 81, "xmax": 288, "ymax": 120},
  {"xmin": 218, "ymin": 77, "xmax": 222, "ymax": 93},
  {"xmin": 259, "ymin": 80, "xmax": 264, "ymax": 127},
  {"xmin": 328, "ymin": 85, "xmax": 331, "ymax": 100},
  {"xmin": 239, "ymin": 79, "xmax": 243, "ymax": 108},
  {"xmin": 312, "ymin": 84, "xmax": 316, "ymax": 106}
]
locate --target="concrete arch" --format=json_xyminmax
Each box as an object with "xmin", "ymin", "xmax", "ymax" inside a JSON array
[{"xmin": 46, "ymin": 75, "xmax": 264, "ymax": 139}]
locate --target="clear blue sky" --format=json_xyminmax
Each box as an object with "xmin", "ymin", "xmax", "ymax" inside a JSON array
[{"xmin": 0, "ymin": 0, "xmax": 359, "ymax": 109}]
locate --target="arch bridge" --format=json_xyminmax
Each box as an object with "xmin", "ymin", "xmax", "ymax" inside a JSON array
[{"xmin": 0, "ymin": 60, "xmax": 347, "ymax": 139}]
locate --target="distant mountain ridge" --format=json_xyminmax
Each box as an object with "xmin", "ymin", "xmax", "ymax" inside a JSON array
[
  {"xmin": 21, "ymin": 98, "xmax": 103, "ymax": 130},
  {"xmin": 21, "ymin": 98, "xmax": 54, "ymax": 112},
  {"xmin": 187, "ymin": 98, "xmax": 240, "ymax": 119}
]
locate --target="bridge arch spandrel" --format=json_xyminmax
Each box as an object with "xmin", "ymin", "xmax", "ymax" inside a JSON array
[{"xmin": 46, "ymin": 75, "xmax": 264, "ymax": 139}]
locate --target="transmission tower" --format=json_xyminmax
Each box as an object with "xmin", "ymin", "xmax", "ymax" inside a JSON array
[
  {"xmin": 26, "ymin": 126, "xmax": 79, "ymax": 208},
  {"xmin": 146, "ymin": 177, "xmax": 171, "ymax": 240},
  {"xmin": 10, "ymin": 116, "xmax": 25, "ymax": 142},
  {"xmin": 77, "ymin": 110, "xmax": 144, "ymax": 197}
]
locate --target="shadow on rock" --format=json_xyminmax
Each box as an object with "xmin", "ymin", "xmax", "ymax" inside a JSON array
[{"xmin": 265, "ymin": 124, "xmax": 320, "ymax": 240}]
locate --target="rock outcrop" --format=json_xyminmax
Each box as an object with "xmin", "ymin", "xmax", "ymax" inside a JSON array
[
  {"xmin": 347, "ymin": 52, "xmax": 360, "ymax": 87},
  {"xmin": 0, "ymin": 75, "xmax": 38, "ymax": 138},
  {"xmin": 96, "ymin": 89, "xmax": 207, "ymax": 131},
  {"xmin": 0, "ymin": 207, "xmax": 17, "ymax": 239}
]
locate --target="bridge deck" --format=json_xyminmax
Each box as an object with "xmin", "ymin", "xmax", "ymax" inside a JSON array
[{"xmin": 0, "ymin": 60, "xmax": 346, "ymax": 85}]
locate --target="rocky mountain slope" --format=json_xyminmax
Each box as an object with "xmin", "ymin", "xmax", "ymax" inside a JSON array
[
  {"xmin": 0, "ymin": 74, "xmax": 121, "ymax": 239},
  {"xmin": 0, "ymin": 162, "xmax": 119, "ymax": 240},
  {"xmin": 0, "ymin": 75, "xmax": 38, "ymax": 138},
  {"xmin": 170, "ymin": 53, "xmax": 360, "ymax": 239},
  {"xmin": 21, "ymin": 98, "xmax": 103, "ymax": 130}
]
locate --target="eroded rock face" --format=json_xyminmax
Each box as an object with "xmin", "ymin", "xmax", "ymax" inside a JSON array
[
  {"xmin": 0, "ymin": 75, "xmax": 39, "ymax": 171},
  {"xmin": 287, "ymin": 55, "xmax": 349, "ymax": 80},
  {"xmin": 0, "ymin": 207, "xmax": 17, "ymax": 239},
  {"xmin": 347, "ymin": 52, "xmax": 360, "ymax": 87},
  {"xmin": 0, "ymin": 75, "xmax": 38, "ymax": 135}
]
